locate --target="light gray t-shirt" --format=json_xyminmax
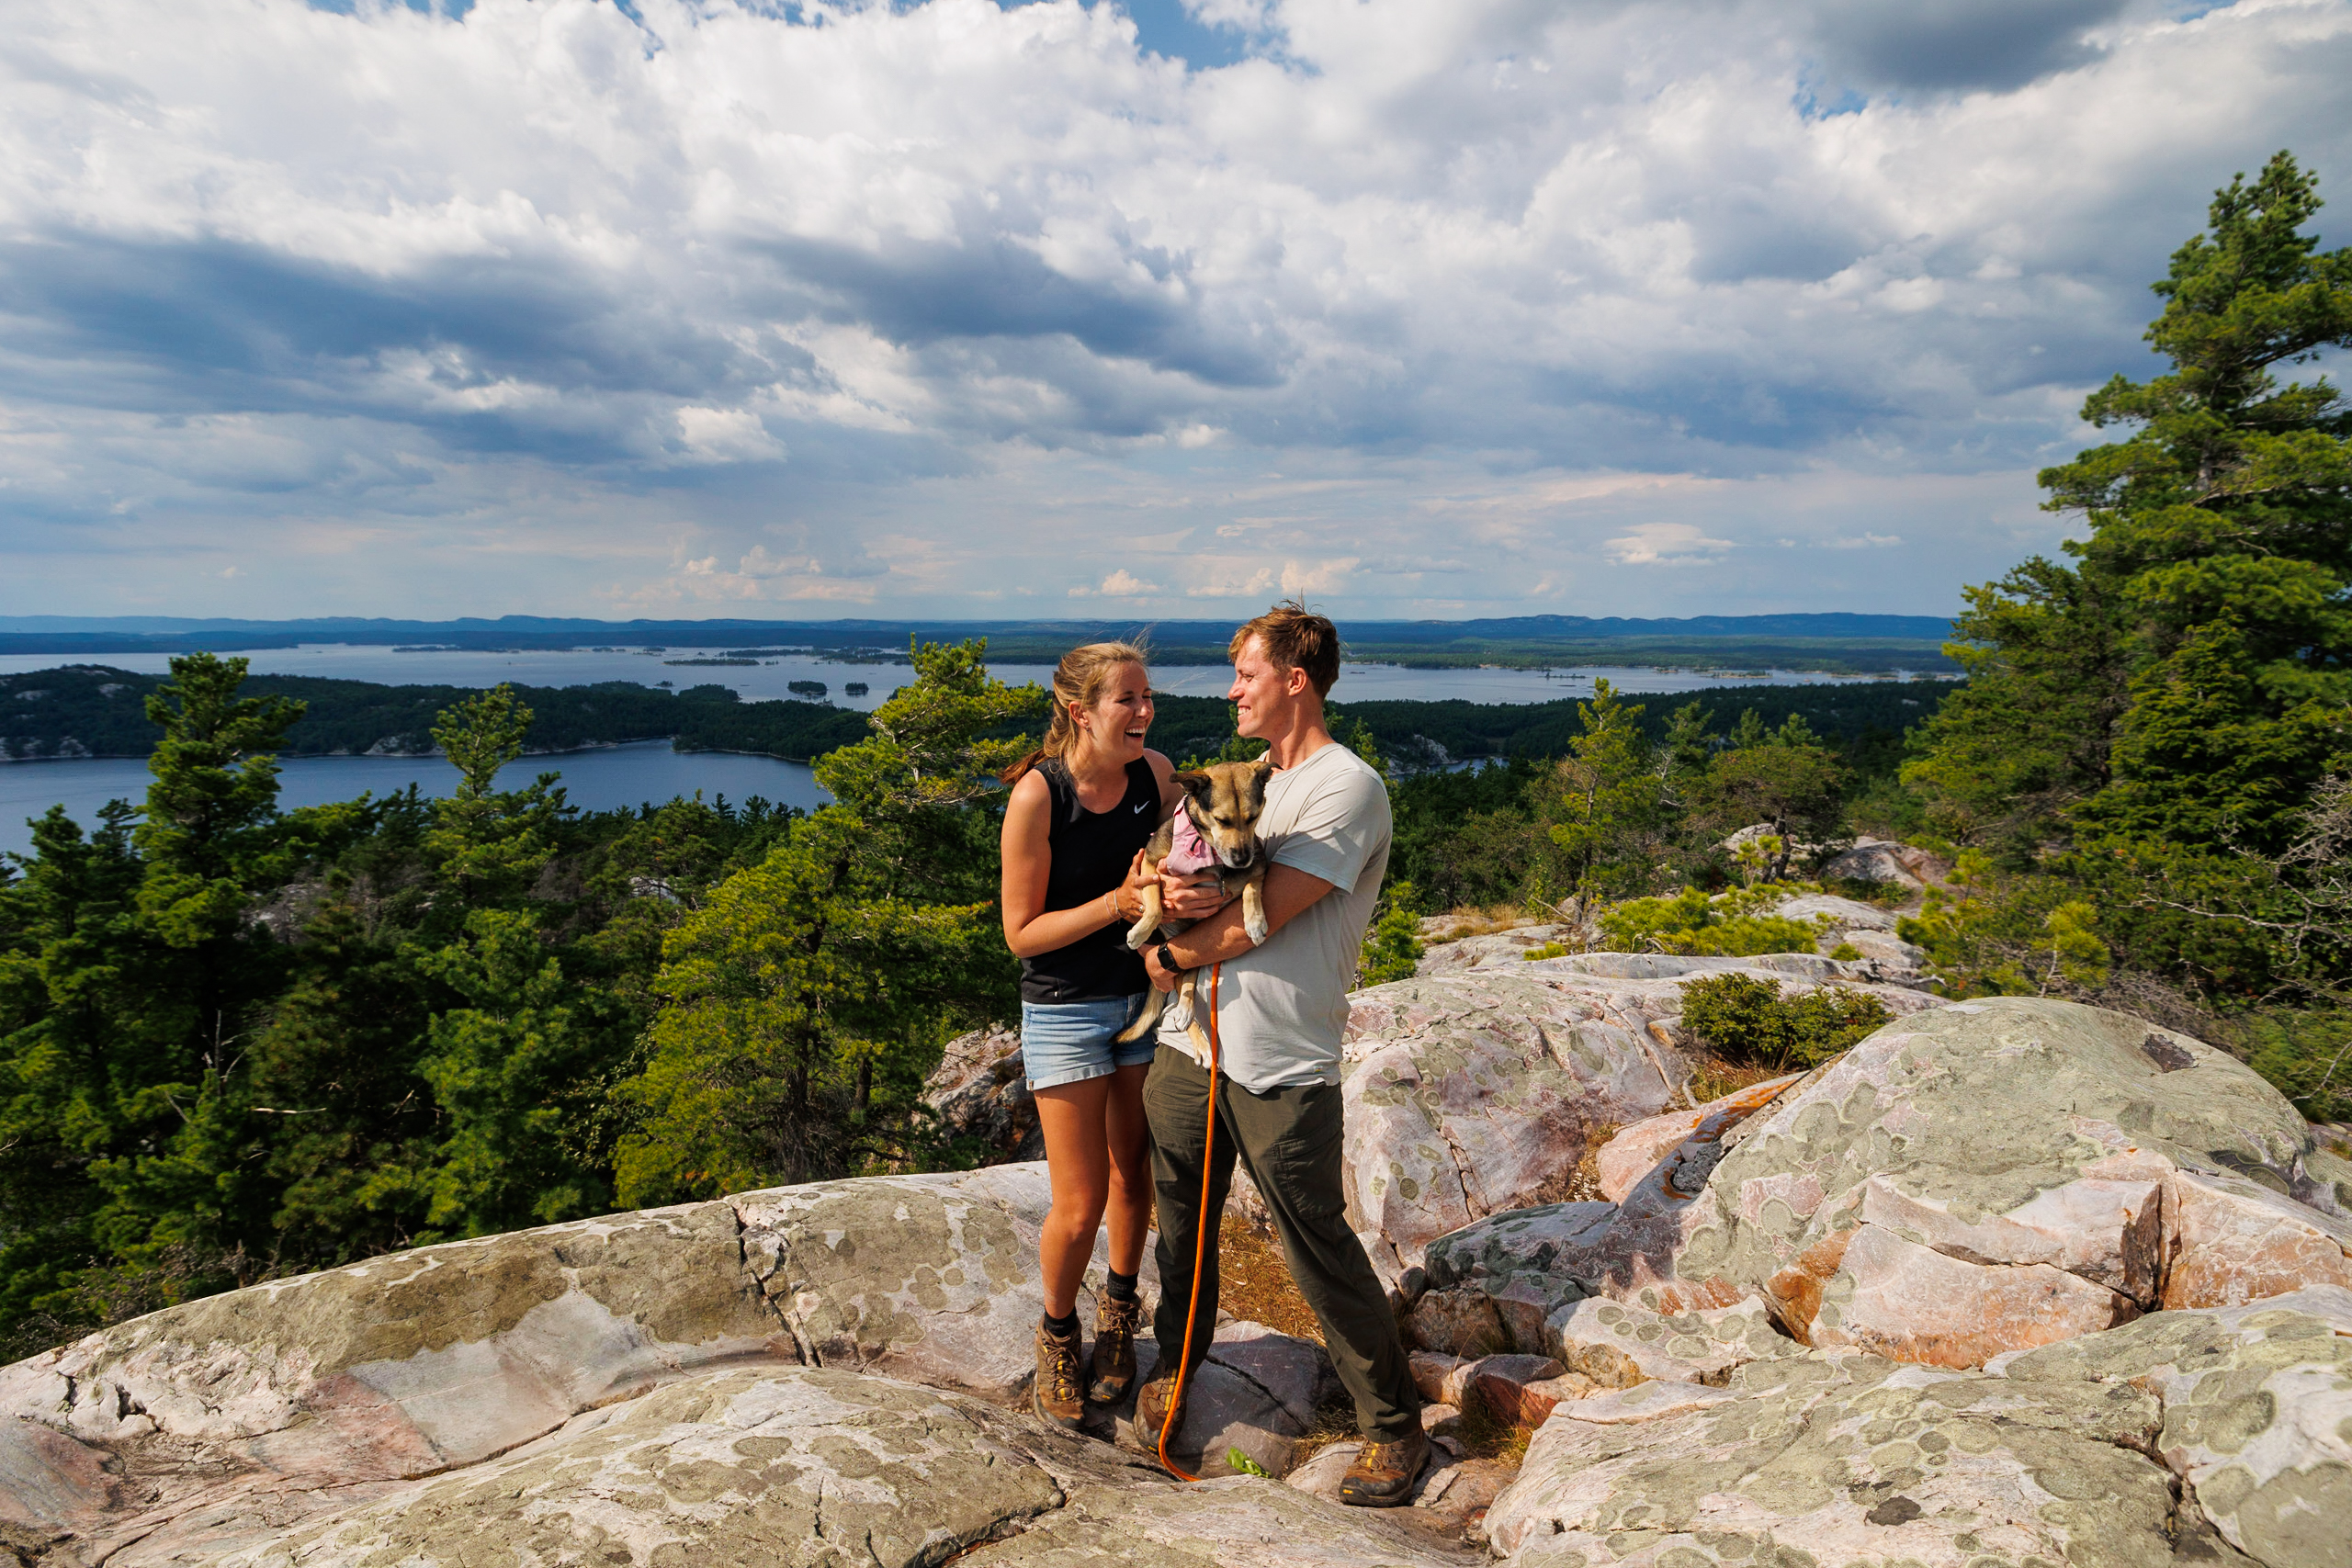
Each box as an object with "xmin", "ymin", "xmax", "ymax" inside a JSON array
[{"xmin": 1159, "ymin": 739, "xmax": 1392, "ymax": 1090}]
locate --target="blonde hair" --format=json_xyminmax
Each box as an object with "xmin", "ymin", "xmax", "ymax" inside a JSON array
[{"xmin": 1001, "ymin": 640, "xmax": 1150, "ymax": 784}]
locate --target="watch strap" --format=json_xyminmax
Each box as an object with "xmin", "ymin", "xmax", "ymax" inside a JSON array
[{"xmin": 1156, "ymin": 942, "xmax": 1180, "ymax": 976}]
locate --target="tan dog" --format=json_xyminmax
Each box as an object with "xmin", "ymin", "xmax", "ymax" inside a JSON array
[{"xmin": 1114, "ymin": 755, "xmax": 1275, "ymax": 1051}]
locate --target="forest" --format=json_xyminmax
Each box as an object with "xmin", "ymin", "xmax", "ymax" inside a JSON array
[{"xmin": 0, "ymin": 152, "xmax": 2346, "ymax": 1363}]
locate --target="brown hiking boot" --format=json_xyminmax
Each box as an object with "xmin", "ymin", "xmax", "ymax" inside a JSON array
[
  {"xmin": 1088, "ymin": 1291, "xmax": 1144, "ymax": 1404},
  {"xmin": 1131, "ymin": 1371, "xmax": 1188, "ymax": 1451},
  {"xmin": 1032, "ymin": 1319, "xmax": 1086, "ymax": 1433},
  {"xmin": 1340, "ymin": 1428, "xmax": 1430, "ymax": 1507}
]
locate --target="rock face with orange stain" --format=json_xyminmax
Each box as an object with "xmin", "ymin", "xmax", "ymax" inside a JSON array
[
  {"xmin": 1405, "ymin": 997, "xmax": 2352, "ymax": 1381},
  {"xmin": 1673, "ymin": 998, "xmax": 2352, "ymax": 1366}
]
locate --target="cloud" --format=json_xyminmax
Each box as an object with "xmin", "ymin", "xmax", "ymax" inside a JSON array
[
  {"xmin": 1072, "ymin": 568, "xmax": 1160, "ymax": 597},
  {"xmin": 1802, "ymin": 0, "xmax": 2131, "ymax": 96},
  {"xmin": 1606, "ymin": 523, "xmax": 1737, "ymax": 567},
  {"xmin": 0, "ymin": 0, "xmax": 2346, "ymax": 621}
]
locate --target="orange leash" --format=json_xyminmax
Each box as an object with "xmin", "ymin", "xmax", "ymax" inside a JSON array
[{"xmin": 1156, "ymin": 961, "xmax": 1221, "ymax": 1482}]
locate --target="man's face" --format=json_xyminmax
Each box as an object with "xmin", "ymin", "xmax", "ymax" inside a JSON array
[{"xmin": 1229, "ymin": 636, "xmax": 1306, "ymax": 739}]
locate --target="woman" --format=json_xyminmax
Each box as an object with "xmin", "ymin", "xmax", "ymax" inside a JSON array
[{"xmin": 1000, "ymin": 642, "xmax": 1182, "ymax": 1433}]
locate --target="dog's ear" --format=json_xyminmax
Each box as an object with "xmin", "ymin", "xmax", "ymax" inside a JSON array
[{"xmin": 1172, "ymin": 770, "xmax": 1212, "ymax": 796}]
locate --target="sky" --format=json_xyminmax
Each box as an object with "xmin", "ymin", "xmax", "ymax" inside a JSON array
[{"xmin": 1, "ymin": 0, "xmax": 2347, "ymax": 624}]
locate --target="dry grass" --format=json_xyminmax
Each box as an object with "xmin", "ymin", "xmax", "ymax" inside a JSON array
[
  {"xmin": 1556, "ymin": 1122, "xmax": 1619, "ymax": 1204},
  {"xmin": 1684, "ymin": 1054, "xmax": 1788, "ymax": 1106},
  {"xmin": 1453, "ymin": 1390, "xmax": 1536, "ymax": 1466},
  {"xmin": 1423, "ymin": 904, "xmax": 1544, "ymax": 942},
  {"xmin": 1216, "ymin": 1220, "xmax": 1323, "ymax": 1342}
]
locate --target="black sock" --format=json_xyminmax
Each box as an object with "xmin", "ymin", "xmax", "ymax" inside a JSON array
[
  {"xmin": 1105, "ymin": 1269, "xmax": 1139, "ymax": 1304},
  {"xmin": 1043, "ymin": 1307, "xmax": 1080, "ymax": 1338}
]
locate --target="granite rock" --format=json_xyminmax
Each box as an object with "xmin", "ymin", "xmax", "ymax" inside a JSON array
[
  {"xmin": 1991, "ymin": 1284, "xmax": 2352, "ymax": 1568},
  {"xmin": 1339, "ymin": 961, "xmax": 1932, "ymax": 1274},
  {"xmin": 1487, "ymin": 1337, "xmax": 2198, "ymax": 1566},
  {"xmin": 1666, "ymin": 998, "xmax": 2352, "ymax": 1363}
]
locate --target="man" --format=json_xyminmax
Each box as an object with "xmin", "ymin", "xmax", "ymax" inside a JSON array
[{"xmin": 1130, "ymin": 601, "xmax": 1426, "ymax": 1506}]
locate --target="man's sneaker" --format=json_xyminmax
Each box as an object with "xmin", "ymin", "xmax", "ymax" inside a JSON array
[
  {"xmin": 1033, "ymin": 1319, "xmax": 1086, "ymax": 1433},
  {"xmin": 1088, "ymin": 1290, "xmax": 1144, "ymax": 1404},
  {"xmin": 1340, "ymin": 1428, "xmax": 1430, "ymax": 1507},
  {"xmin": 1131, "ymin": 1371, "xmax": 1189, "ymax": 1451}
]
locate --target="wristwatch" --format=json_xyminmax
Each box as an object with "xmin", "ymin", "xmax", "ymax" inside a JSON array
[{"xmin": 1155, "ymin": 942, "xmax": 1181, "ymax": 977}]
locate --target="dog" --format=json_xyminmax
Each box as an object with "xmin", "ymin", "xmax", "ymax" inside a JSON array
[{"xmin": 1114, "ymin": 755, "xmax": 1275, "ymax": 1053}]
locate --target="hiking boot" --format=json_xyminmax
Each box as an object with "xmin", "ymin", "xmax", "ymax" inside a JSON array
[
  {"xmin": 1032, "ymin": 1319, "xmax": 1086, "ymax": 1433},
  {"xmin": 1131, "ymin": 1371, "xmax": 1189, "ymax": 1451},
  {"xmin": 1340, "ymin": 1428, "xmax": 1430, "ymax": 1507},
  {"xmin": 1088, "ymin": 1290, "xmax": 1144, "ymax": 1404}
]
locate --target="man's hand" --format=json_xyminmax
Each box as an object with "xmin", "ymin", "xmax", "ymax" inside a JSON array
[
  {"xmin": 1159, "ymin": 870, "xmax": 1228, "ymax": 922},
  {"xmin": 1144, "ymin": 942, "xmax": 1181, "ymax": 992}
]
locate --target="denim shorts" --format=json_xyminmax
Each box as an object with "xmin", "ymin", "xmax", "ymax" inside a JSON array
[{"xmin": 1022, "ymin": 995, "xmax": 1158, "ymax": 1091}]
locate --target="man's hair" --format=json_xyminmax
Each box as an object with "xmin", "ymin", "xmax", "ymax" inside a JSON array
[{"xmin": 1230, "ymin": 600, "xmax": 1340, "ymax": 698}]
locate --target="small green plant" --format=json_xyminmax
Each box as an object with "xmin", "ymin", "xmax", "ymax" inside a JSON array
[
  {"xmin": 1521, "ymin": 942, "xmax": 1570, "ymax": 961},
  {"xmin": 1227, "ymin": 1448, "xmax": 1272, "ymax": 1477},
  {"xmin": 1600, "ymin": 885, "xmax": 1831, "ymax": 958},
  {"xmin": 1677, "ymin": 973, "xmax": 1893, "ymax": 1069},
  {"xmin": 1828, "ymin": 942, "xmax": 1862, "ymax": 962},
  {"xmin": 1359, "ymin": 879, "xmax": 1425, "ymax": 986}
]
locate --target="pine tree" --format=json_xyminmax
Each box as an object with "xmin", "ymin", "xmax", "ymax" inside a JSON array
[{"xmin": 1909, "ymin": 152, "xmax": 2352, "ymax": 857}]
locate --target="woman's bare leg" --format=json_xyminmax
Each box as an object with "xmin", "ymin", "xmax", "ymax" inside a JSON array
[
  {"xmin": 1035, "ymin": 1075, "xmax": 1114, "ymax": 1317},
  {"xmin": 1102, "ymin": 1061, "xmax": 1154, "ymax": 1279}
]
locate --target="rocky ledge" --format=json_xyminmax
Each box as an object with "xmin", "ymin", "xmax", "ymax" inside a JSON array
[{"xmin": 5, "ymin": 978, "xmax": 2348, "ymax": 1566}]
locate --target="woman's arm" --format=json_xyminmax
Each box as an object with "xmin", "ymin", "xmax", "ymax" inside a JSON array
[
  {"xmin": 1000, "ymin": 771, "xmax": 1152, "ymax": 959},
  {"xmin": 1146, "ymin": 749, "xmax": 1183, "ymax": 822}
]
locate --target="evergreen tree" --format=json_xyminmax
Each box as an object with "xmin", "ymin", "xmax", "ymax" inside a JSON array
[
  {"xmin": 1910, "ymin": 152, "xmax": 2352, "ymax": 858},
  {"xmin": 614, "ymin": 642, "xmax": 1039, "ymax": 1201}
]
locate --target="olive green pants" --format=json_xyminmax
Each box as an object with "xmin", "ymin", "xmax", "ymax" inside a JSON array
[{"xmin": 1144, "ymin": 1043, "xmax": 1420, "ymax": 1443}]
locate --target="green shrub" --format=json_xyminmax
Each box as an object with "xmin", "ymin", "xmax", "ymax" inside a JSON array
[
  {"xmin": 1677, "ymin": 974, "xmax": 1894, "ymax": 1069},
  {"xmin": 1600, "ymin": 885, "xmax": 1830, "ymax": 958},
  {"xmin": 2227, "ymin": 1009, "xmax": 2352, "ymax": 1125},
  {"xmin": 1359, "ymin": 880, "xmax": 1425, "ymax": 987}
]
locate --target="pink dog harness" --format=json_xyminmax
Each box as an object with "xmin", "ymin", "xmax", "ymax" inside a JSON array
[{"xmin": 1160, "ymin": 807, "xmax": 1220, "ymax": 879}]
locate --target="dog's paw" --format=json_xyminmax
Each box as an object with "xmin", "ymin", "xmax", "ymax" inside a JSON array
[
  {"xmin": 1244, "ymin": 911, "xmax": 1271, "ymax": 945},
  {"xmin": 1125, "ymin": 919, "xmax": 1154, "ymax": 951}
]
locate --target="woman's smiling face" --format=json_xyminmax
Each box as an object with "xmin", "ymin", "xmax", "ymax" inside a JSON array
[{"xmin": 1077, "ymin": 661, "xmax": 1153, "ymax": 763}]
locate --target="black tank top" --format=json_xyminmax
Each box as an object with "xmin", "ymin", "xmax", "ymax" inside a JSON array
[{"xmin": 1021, "ymin": 757, "xmax": 1159, "ymax": 1004}]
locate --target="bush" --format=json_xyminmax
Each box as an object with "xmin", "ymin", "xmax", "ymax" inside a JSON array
[
  {"xmin": 1359, "ymin": 881, "xmax": 1424, "ymax": 987},
  {"xmin": 1600, "ymin": 885, "xmax": 1829, "ymax": 958},
  {"xmin": 1677, "ymin": 973, "xmax": 1893, "ymax": 1069},
  {"xmin": 2227, "ymin": 1009, "xmax": 2352, "ymax": 1125}
]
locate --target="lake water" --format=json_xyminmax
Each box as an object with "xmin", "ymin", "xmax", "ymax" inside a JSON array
[
  {"xmin": 0, "ymin": 742, "xmax": 827, "ymax": 860},
  {"xmin": 0, "ymin": 644, "xmax": 1940, "ymax": 858},
  {"xmin": 0, "ymin": 643, "xmax": 1933, "ymax": 710}
]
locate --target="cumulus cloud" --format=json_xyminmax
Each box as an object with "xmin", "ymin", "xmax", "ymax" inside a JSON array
[
  {"xmin": 0, "ymin": 0, "xmax": 2346, "ymax": 620},
  {"xmin": 1605, "ymin": 523, "xmax": 1739, "ymax": 567}
]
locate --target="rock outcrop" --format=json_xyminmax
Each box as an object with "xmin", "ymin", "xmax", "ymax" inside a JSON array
[
  {"xmin": 1403, "ymin": 998, "xmax": 2352, "ymax": 1375},
  {"xmin": 9, "ymin": 980, "xmax": 2352, "ymax": 1566},
  {"xmin": 1340, "ymin": 958, "xmax": 1935, "ymax": 1282},
  {"xmin": 1487, "ymin": 1286, "xmax": 2352, "ymax": 1566},
  {"xmin": 0, "ymin": 1165, "xmax": 1349, "ymax": 1565},
  {"xmin": 921, "ymin": 1025, "xmax": 1043, "ymax": 1163}
]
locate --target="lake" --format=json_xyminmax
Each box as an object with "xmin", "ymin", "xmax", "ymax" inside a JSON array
[
  {"xmin": 0, "ymin": 742, "xmax": 826, "ymax": 860},
  {"xmin": 0, "ymin": 643, "xmax": 1941, "ymax": 857},
  {"xmin": 0, "ymin": 642, "xmax": 1932, "ymax": 711}
]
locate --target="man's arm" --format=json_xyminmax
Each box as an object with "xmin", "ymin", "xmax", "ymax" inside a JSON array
[{"xmin": 1144, "ymin": 863, "xmax": 1334, "ymax": 990}]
